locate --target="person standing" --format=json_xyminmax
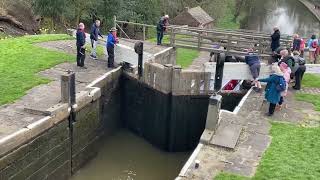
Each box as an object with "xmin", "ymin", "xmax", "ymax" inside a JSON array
[
  {"xmin": 90, "ymin": 20, "xmax": 103, "ymax": 60},
  {"xmin": 307, "ymin": 35, "xmax": 318, "ymax": 64},
  {"xmin": 300, "ymin": 38, "xmax": 306, "ymax": 57},
  {"xmin": 245, "ymin": 49, "xmax": 262, "ymax": 92},
  {"xmin": 271, "ymin": 27, "xmax": 281, "ymax": 53},
  {"xmin": 292, "ymin": 34, "xmax": 301, "ymax": 52},
  {"xmin": 156, "ymin": 15, "xmax": 169, "ymax": 45},
  {"xmin": 259, "ymin": 65, "xmax": 285, "ymax": 116},
  {"xmin": 76, "ymin": 23, "xmax": 86, "ymax": 68},
  {"xmin": 292, "ymin": 51, "xmax": 306, "ymax": 90},
  {"xmin": 106, "ymin": 27, "xmax": 118, "ymax": 68}
]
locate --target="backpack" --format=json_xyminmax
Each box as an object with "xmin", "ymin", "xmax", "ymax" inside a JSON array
[
  {"xmin": 312, "ymin": 40, "xmax": 318, "ymax": 48},
  {"xmin": 276, "ymin": 76, "xmax": 287, "ymax": 92}
]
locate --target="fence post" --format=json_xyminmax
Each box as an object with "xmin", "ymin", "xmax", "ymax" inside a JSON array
[
  {"xmin": 170, "ymin": 28, "xmax": 175, "ymax": 47},
  {"xmin": 226, "ymin": 34, "xmax": 231, "ymax": 53},
  {"xmin": 143, "ymin": 25, "xmax": 146, "ymax": 41},
  {"xmin": 113, "ymin": 16, "xmax": 117, "ymax": 29},
  {"xmin": 198, "ymin": 32, "xmax": 202, "ymax": 50}
]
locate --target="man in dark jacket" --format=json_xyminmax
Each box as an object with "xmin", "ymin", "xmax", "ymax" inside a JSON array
[
  {"xmin": 76, "ymin": 23, "xmax": 86, "ymax": 68},
  {"xmin": 271, "ymin": 27, "xmax": 281, "ymax": 52},
  {"xmin": 156, "ymin": 15, "xmax": 169, "ymax": 45},
  {"xmin": 90, "ymin": 20, "xmax": 103, "ymax": 60},
  {"xmin": 106, "ymin": 27, "xmax": 118, "ymax": 68}
]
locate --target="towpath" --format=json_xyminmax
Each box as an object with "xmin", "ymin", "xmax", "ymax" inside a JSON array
[
  {"xmin": 0, "ymin": 39, "xmax": 165, "ymax": 140},
  {"xmin": 178, "ymin": 85, "xmax": 320, "ymax": 179}
]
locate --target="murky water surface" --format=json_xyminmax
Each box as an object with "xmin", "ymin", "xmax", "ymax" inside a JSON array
[{"xmin": 71, "ymin": 130, "xmax": 190, "ymax": 180}]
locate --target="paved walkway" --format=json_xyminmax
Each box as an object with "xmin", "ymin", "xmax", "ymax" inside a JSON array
[
  {"xmin": 300, "ymin": 87, "xmax": 320, "ymax": 95},
  {"xmin": 180, "ymin": 84, "xmax": 320, "ymax": 179},
  {"xmin": 0, "ymin": 39, "xmax": 165, "ymax": 140}
]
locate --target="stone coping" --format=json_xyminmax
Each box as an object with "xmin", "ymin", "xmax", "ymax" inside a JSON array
[{"xmin": 0, "ymin": 67, "xmax": 122, "ymax": 157}]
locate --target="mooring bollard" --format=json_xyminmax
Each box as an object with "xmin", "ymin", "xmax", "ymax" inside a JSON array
[{"xmin": 134, "ymin": 41, "xmax": 144, "ymax": 78}]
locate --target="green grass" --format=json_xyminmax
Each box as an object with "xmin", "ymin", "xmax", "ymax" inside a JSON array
[
  {"xmin": 302, "ymin": 74, "xmax": 320, "ymax": 88},
  {"xmin": 295, "ymin": 93, "xmax": 320, "ymax": 111},
  {"xmin": 0, "ymin": 34, "xmax": 74, "ymax": 105},
  {"xmin": 176, "ymin": 48, "xmax": 199, "ymax": 68},
  {"xmin": 216, "ymin": 122, "xmax": 320, "ymax": 180},
  {"xmin": 148, "ymin": 35, "xmax": 200, "ymax": 68},
  {"xmin": 215, "ymin": 0, "xmax": 240, "ymax": 29}
]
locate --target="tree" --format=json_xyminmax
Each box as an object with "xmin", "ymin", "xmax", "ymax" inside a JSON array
[{"xmin": 32, "ymin": 0, "xmax": 66, "ymax": 28}]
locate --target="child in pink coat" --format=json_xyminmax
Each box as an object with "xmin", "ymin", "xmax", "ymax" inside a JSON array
[{"xmin": 278, "ymin": 62, "xmax": 291, "ymax": 110}]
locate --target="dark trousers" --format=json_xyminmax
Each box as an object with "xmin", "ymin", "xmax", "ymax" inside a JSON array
[
  {"xmin": 269, "ymin": 103, "xmax": 277, "ymax": 115},
  {"xmin": 77, "ymin": 46, "xmax": 85, "ymax": 67},
  {"xmin": 157, "ymin": 31, "xmax": 164, "ymax": 45},
  {"xmin": 107, "ymin": 46, "xmax": 115, "ymax": 68},
  {"xmin": 279, "ymin": 97, "xmax": 284, "ymax": 105},
  {"xmin": 294, "ymin": 65, "xmax": 306, "ymax": 90}
]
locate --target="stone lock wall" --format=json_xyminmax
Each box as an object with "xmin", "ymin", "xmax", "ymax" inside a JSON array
[
  {"xmin": 0, "ymin": 120, "xmax": 71, "ymax": 180},
  {"xmin": 0, "ymin": 67, "xmax": 122, "ymax": 180}
]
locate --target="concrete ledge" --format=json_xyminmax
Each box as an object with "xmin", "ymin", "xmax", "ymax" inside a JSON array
[
  {"xmin": 0, "ymin": 128, "xmax": 31, "ymax": 157},
  {"xmin": 88, "ymin": 88, "xmax": 102, "ymax": 102},
  {"xmin": 86, "ymin": 67, "xmax": 122, "ymax": 89},
  {"xmin": 176, "ymin": 143, "xmax": 204, "ymax": 180},
  {"xmin": 74, "ymin": 91, "xmax": 92, "ymax": 112}
]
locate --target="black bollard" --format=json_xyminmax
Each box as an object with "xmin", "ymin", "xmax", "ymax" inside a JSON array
[
  {"xmin": 214, "ymin": 53, "xmax": 225, "ymax": 91},
  {"xmin": 134, "ymin": 41, "xmax": 144, "ymax": 78}
]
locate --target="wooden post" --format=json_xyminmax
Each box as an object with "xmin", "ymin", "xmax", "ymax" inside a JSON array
[
  {"xmin": 172, "ymin": 65, "xmax": 182, "ymax": 95},
  {"xmin": 258, "ymin": 39, "xmax": 262, "ymax": 54},
  {"xmin": 226, "ymin": 34, "xmax": 231, "ymax": 53},
  {"xmin": 113, "ymin": 16, "xmax": 117, "ymax": 29},
  {"xmin": 143, "ymin": 25, "xmax": 146, "ymax": 41},
  {"xmin": 61, "ymin": 74, "xmax": 71, "ymax": 104},
  {"xmin": 198, "ymin": 32, "xmax": 202, "ymax": 49},
  {"xmin": 164, "ymin": 64, "xmax": 173, "ymax": 93},
  {"xmin": 170, "ymin": 28, "xmax": 175, "ymax": 47}
]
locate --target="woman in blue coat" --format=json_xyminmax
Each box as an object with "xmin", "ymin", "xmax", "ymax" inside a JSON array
[{"xmin": 259, "ymin": 65, "xmax": 284, "ymax": 116}]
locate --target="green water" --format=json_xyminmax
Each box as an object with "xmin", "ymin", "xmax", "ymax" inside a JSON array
[{"xmin": 71, "ymin": 130, "xmax": 190, "ymax": 180}]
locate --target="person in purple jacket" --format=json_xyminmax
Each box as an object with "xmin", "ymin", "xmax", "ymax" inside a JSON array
[{"xmin": 245, "ymin": 49, "xmax": 262, "ymax": 92}]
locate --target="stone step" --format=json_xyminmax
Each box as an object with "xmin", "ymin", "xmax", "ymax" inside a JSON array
[{"xmin": 210, "ymin": 122, "xmax": 242, "ymax": 149}]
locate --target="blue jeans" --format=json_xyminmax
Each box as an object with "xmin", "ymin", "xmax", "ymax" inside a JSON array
[{"xmin": 157, "ymin": 31, "xmax": 164, "ymax": 45}]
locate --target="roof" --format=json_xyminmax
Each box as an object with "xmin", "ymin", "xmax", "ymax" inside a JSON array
[{"xmin": 187, "ymin": 6, "xmax": 214, "ymax": 25}]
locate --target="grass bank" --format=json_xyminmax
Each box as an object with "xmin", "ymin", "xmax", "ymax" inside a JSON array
[
  {"xmin": 148, "ymin": 35, "xmax": 200, "ymax": 68},
  {"xmin": 0, "ymin": 34, "xmax": 74, "ymax": 105},
  {"xmin": 302, "ymin": 74, "xmax": 320, "ymax": 88},
  {"xmin": 216, "ymin": 122, "xmax": 320, "ymax": 180}
]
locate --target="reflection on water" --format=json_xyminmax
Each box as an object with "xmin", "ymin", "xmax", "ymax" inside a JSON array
[
  {"xmin": 242, "ymin": 0, "xmax": 320, "ymax": 37},
  {"xmin": 71, "ymin": 130, "xmax": 190, "ymax": 180}
]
